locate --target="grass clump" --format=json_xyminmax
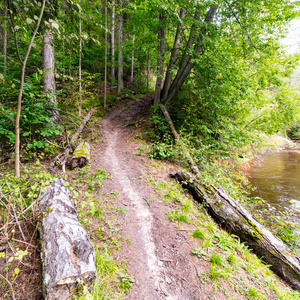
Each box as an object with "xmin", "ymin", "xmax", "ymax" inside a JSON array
[
  {"xmin": 168, "ymin": 210, "xmax": 189, "ymax": 223},
  {"xmin": 192, "ymin": 228, "xmax": 207, "ymax": 239}
]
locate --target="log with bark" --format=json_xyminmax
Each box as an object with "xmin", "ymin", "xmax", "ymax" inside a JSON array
[
  {"xmin": 39, "ymin": 178, "xmax": 96, "ymax": 299},
  {"xmin": 172, "ymin": 169, "xmax": 300, "ymax": 291},
  {"xmin": 51, "ymin": 108, "xmax": 95, "ymax": 171}
]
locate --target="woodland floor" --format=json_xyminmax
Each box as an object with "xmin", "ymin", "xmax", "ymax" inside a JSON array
[{"xmin": 0, "ymin": 96, "xmax": 297, "ymax": 299}]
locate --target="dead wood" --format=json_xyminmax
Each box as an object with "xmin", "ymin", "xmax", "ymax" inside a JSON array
[
  {"xmin": 160, "ymin": 104, "xmax": 200, "ymax": 174},
  {"xmin": 172, "ymin": 169, "xmax": 300, "ymax": 291},
  {"xmin": 51, "ymin": 109, "xmax": 95, "ymax": 171},
  {"xmin": 39, "ymin": 178, "xmax": 96, "ymax": 299}
]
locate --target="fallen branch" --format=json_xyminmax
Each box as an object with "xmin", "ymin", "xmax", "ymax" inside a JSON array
[
  {"xmin": 160, "ymin": 104, "xmax": 200, "ymax": 174},
  {"xmin": 172, "ymin": 169, "xmax": 300, "ymax": 291}
]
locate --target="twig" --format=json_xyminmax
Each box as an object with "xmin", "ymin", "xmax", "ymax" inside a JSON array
[
  {"xmin": 0, "ymin": 111, "xmax": 15, "ymax": 124},
  {"xmin": 11, "ymin": 238, "xmax": 37, "ymax": 248},
  {"xmin": 0, "ymin": 273, "xmax": 16, "ymax": 300},
  {"xmin": 143, "ymin": 197, "xmax": 150, "ymax": 206},
  {"xmin": 47, "ymin": 107, "xmax": 82, "ymax": 121},
  {"xmin": 11, "ymin": 204, "xmax": 27, "ymax": 243},
  {"xmin": 44, "ymin": 139, "xmax": 65, "ymax": 149},
  {"xmin": 59, "ymin": 114, "xmax": 80, "ymax": 128},
  {"xmin": 7, "ymin": 0, "xmax": 23, "ymax": 65}
]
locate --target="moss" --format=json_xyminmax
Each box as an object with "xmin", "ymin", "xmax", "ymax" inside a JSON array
[{"xmin": 74, "ymin": 142, "xmax": 90, "ymax": 160}]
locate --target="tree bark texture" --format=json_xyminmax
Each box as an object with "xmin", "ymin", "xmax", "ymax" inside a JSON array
[
  {"xmin": 172, "ymin": 169, "xmax": 300, "ymax": 291},
  {"xmin": 3, "ymin": 4, "xmax": 7, "ymax": 75},
  {"xmin": 161, "ymin": 5, "xmax": 218, "ymax": 105},
  {"xmin": 131, "ymin": 35, "xmax": 135, "ymax": 83},
  {"xmin": 42, "ymin": 28, "xmax": 58, "ymax": 122},
  {"xmin": 161, "ymin": 8, "xmax": 186, "ymax": 101},
  {"xmin": 104, "ymin": 4, "xmax": 107, "ymax": 107},
  {"xmin": 117, "ymin": 0, "xmax": 123, "ymax": 93},
  {"xmin": 39, "ymin": 179, "xmax": 96, "ymax": 299},
  {"xmin": 154, "ymin": 12, "xmax": 166, "ymax": 105},
  {"xmin": 111, "ymin": 0, "xmax": 115, "ymax": 79}
]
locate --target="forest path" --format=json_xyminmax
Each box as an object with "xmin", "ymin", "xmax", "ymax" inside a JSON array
[
  {"xmin": 90, "ymin": 97, "xmax": 207, "ymax": 300},
  {"xmin": 91, "ymin": 96, "xmax": 234, "ymax": 300}
]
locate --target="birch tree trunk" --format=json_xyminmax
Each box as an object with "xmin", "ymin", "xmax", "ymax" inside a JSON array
[
  {"xmin": 42, "ymin": 28, "xmax": 59, "ymax": 122},
  {"xmin": 39, "ymin": 179, "xmax": 96, "ymax": 299},
  {"xmin": 154, "ymin": 12, "xmax": 166, "ymax": 105},
  {"xmin": 117, "ymin": 0, "xmax": 123, "ymax": 93},
  {"xmin": 104, "ymin": 4, "xmax": 107, "ymax": 107},
  {"xmin": 111, "ymin": 0, "xmax": 115, "ymax": 79},
  {"xmin": 131, "ymin": 35, "xmax": 134, "ymax": 84}
]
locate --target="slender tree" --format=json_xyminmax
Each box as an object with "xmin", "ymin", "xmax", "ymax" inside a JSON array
[
  {"xmin": 130, "ymin": 34, "xmax": 134, "ymax": 84},
  {"xmin": 3, "ymin": 2, "xmax": 7, "ymax": 75},
  {"xmin": 15, "ymin": 0, "xmax": 47, "ymax": 178},
  {"xmin": 104, "ymin": 3, "xmax": 107, "ymax": 106},
  {"xmin": 79, "ymin": 3, "xmax": 82, "ymax": 115},
  {"xmin": 153, "ymin": 11, "xmax": 166, "ymax": 104},
  {"xmin": 111, "ymin": 0, "xmax": 115, "ymax": 79},
  {"xmin": 117, "ymin": 0, "xmax": 123, "ymax": 93}
]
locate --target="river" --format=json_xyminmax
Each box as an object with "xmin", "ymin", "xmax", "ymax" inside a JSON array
[{"xmin": 244, "ymin": 149, "xmax": 300, "ymax": 215}]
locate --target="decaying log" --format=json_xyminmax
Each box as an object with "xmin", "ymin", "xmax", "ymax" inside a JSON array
[
  {"xmin": 51, "ymin": 108, "xmax": 95, "ymax": 171},
  {"xmin": 172, "ymin": 169, "xmax": 300, "ymax": 291},
  {"xmin": 39, "ymin": 179, "xmax": 96, "ymax": 299},
  {"xmin": 67, "ymin": 141, "xmax": 90, "ymax": 170}
]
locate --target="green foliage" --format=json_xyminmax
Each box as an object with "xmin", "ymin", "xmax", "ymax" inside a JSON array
[
  {"xmin": 168, "ymin": 210, "xmax": 189, "ymax": 223},
  {"xmin": 0, "ymin": 75, "xmax": 62, "ymax": 155}
]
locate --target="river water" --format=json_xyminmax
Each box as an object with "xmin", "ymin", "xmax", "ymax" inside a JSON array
[{"xmin": 244, "ymin": 150, "xmax": 300, "ymax": 213}]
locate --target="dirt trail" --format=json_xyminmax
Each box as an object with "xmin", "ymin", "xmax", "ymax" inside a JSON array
[{"xmin": 90, "ymin": 99, "xmax": 238, "ymax": 300}]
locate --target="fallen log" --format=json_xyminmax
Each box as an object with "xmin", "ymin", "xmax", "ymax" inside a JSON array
[
  {"xmin": 51, "ymin": 108, "xmax": 95, "ymax": 171},
  {"xmin": 39, "ymin": 178, "xmax": 96, "ymax": 299},
  {"xmin": 172, "ymin": 169, "xmax": 300, "ymax": 291}
]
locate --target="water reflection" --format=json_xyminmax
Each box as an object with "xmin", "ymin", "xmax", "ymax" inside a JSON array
[{"xmin": 245, "ymin": 150, "xmax": 300, "ymax": 210}]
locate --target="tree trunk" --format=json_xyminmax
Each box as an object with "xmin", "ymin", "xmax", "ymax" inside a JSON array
[
  {"xmin": 161, "ymin": 8, "xmax": 186, "ymax": 101},
  {"xmin": 15, "ymin": 0, "xmax": 46, "ymax": 178},
  {"xmin": 42, "ymin": 28, "xmax": 58, "ymax": 122},
  {"xmin": 104, "ymin": 4, "xmax": 107, "ymax": 107},
  {"xmin": 173, "ymin": 169, "xmax": 300, "ymax": 292},
  {"xmin": 39, "ymin": 179, "xmax": 96, "ymax": 299},
  {"xmin": 131, "ymin": 35, "xmax": 134, "ymax": 84},
  {"xmin": 78, "ymin": 7, "xmax": 82, "ymax": 116},
  {"xmin": 161, "ymin": 5, "xmax": 218, "ymax": 105},
  {"xmin": 154, "ymin": 12, "xmax": 166, "ymax": 105},
  {"xmin": 111, "ymin": 0, "xmax": 115, "ymax": 79},
  {"xmin": 117, "ymin": 0, "xmax": 123, "ymax": 93},
  {"xmin": 3, "ymin": 4, "xmax": 7, "ymax": 75},
  {"xmin": 147, "ymin": 51, "xmax": 150, "ymax": 90}
]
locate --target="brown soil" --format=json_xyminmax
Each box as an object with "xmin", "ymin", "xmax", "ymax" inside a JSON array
[{"xmin": 86, "ymin": 97, "xmax": 253, "ymax": 299}]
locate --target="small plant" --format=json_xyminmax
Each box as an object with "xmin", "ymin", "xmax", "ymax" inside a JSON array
[
  {"xmin": 191, "ymin": 247, "xmax": 207, "ymax": 258},
  {"xmin": 168, "ymin": 210, "xmax": 189, "ymax": 223},
  {"xmin": 247, "ymin": 287, "xmax": 267, "ymax": 299},
  {"xmin": 209, "ymin": 252, "xmax": 223, "ymax": 266},
  {"xmin": 119, "ymin": 273, "xmax": 134, "ymax": 290},
  {"xmin": 192, "ymin": 228, "xmax": 207, "ymax": 240}
]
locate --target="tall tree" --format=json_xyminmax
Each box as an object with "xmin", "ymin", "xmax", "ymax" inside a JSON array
[
  {"xmin": 117, "ymin": 0, "xmax": 123, "ymax": 93},
  {"xmin": 111, "ymin": 0, "xmax": 115, "ymax": 80},
  {"xmin": 104, "ymin": 3, "xmax": 107, "ymax": 106},
  {"xmin": 153, "ymin": 11, "xmax": 166, "ymax": 104},
  {"xmin": 3, "ymin": 2, "xmax": 7, "ymax": 75}
]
